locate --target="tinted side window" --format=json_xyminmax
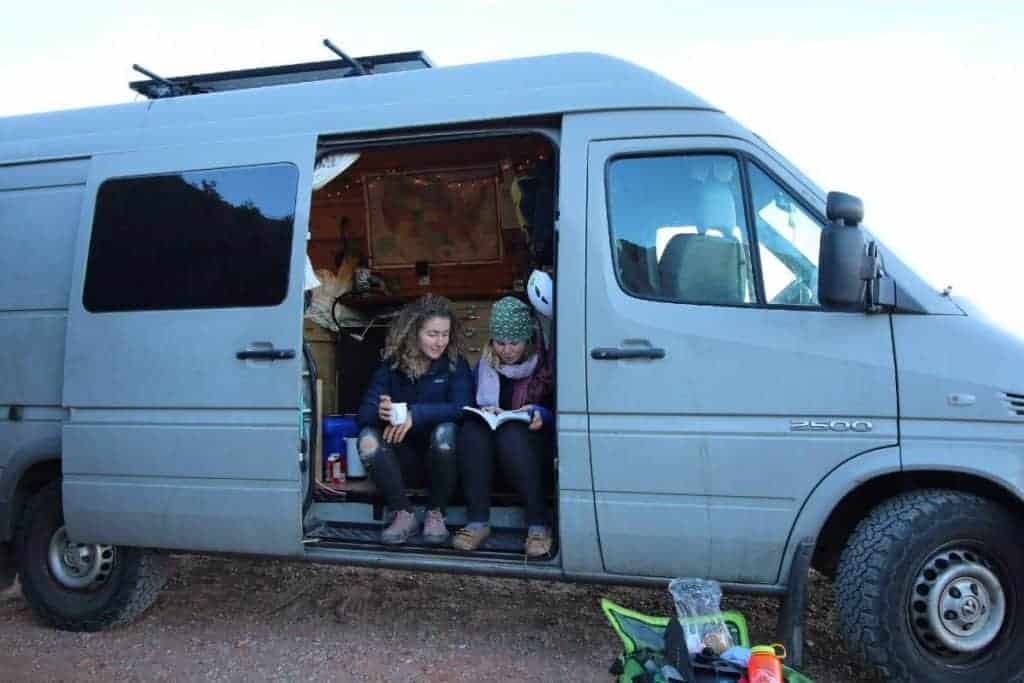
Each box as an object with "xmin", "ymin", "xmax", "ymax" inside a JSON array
[
  {"xmin": 748, "ymin": 164, "xmax": 822, "ymax": 307},
  {"xmin": 84, "ymin": 164, "xmax": 298, "ymax": 312},
  {"xmin": 607, "ymin": 155, "xmax": 756, "ymax": 305}
]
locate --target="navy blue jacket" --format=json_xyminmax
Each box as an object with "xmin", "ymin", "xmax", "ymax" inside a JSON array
[{"xmin": 356, "ymin": 357, "xmax": 474, "ymax": 435}]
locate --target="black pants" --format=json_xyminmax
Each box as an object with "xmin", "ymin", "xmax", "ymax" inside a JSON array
[
  {"xmin": 358, "ymin": 423, "xmax": 458, "ymax": 513},
  {"xmin": 457, "ymin": 418, "xmax": 551, "ymax": 527}
]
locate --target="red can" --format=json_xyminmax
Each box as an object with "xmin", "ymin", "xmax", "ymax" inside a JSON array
[{"xmin": 327, "ymin": 454, "xmax": 346, "ymax": 485}]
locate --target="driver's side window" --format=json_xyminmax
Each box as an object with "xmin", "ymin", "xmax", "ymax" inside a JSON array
[{"xmin": 748, "ymin": 163, "xmax": 822, "ymax": 307}]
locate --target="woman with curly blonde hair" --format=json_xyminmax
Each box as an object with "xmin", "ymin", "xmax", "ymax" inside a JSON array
[{"xmin": 356, "ymin": 295, "xmax": 473, "ymax": 545}]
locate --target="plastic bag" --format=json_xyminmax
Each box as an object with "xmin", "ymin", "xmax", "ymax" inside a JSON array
[{"xmin": 668, "ymin": 577, "xmax": 734, "ymax": 656}]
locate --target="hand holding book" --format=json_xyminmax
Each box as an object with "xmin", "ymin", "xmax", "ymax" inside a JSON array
[{"xmin": 463, "ymin": 406, "xmax": 534, "ymax": 431}]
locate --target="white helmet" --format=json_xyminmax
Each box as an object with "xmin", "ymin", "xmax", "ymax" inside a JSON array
[{"xmin": 527, "ymin": 270, "xmax": 554, "ymax": 318}]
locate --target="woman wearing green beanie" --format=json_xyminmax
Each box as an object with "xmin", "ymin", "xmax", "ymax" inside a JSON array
[{"xmin": 454, "ymin": 296, "xmax": 555, "ymax": 557}]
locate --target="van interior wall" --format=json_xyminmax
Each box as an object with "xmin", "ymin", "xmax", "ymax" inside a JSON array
[{"xmin": 305, "ymin": 133, "xmax": 555, "ymax": 418}]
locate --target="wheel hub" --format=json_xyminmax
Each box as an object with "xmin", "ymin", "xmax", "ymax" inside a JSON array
[
  {"xmin": 909, "ymin": 547, "xmax": 1006, "ymax": 656},
  {"xmin": 47, "ymin": 526, "xmax": 115, "ymax": 590}
]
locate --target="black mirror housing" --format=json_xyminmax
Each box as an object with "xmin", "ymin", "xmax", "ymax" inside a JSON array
[
  {"xmin": 819, "ymin": 190, "xmax": 895, "ymax": 312},
  {"xmin": 826, "ymin": 191, "xmax": 864, "ymax": 226},
  {"xmin": 819, "ymin": 222, "xmax": 868, "ymax": 309}
]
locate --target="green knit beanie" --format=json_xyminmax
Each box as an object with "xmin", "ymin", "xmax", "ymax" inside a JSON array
[{"xmin": 489, "ymin": 296, "xmax": 533, "ymax": 343}]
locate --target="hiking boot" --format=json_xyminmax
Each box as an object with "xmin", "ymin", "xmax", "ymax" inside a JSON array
[
  {"xmin": 422, "ymin": 509, "xmax": 449, "ymax": 544},
  {"xmin": 453, "ymin": 524, "xmax": 491, "ymax": 551},
  {"xmin": 380, "ymin": 509, "xmax": 419, "ymax": 545},
  {"xmin": 525, "ymin": 526, "xmax": 553, "ymax": 558}
]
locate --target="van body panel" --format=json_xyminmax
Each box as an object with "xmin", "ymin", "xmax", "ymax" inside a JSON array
[
  {"xmin": 0, "ymin": 155, "xmax": 85, "ymax": 541},
  {"xmin": 554, "ymin": 116, "xmax": 603, "ymax": 574},
  {"xmin": 60, "ymin": 136, "xmax": 314, "ymax": 555},
  {"xmin": 0, "ymin": 157, "xmax": 90, "ymax": 191},
  {"xmin": 777, "ymin": 445, "xmax": 901, "ymax": 580},
  {"xmin": 555, "ymin": 416, "xmax": 602, "ymax": 574},
  {"xmin": 0, "ymin": 314, "xmax": 65, "ymax": 407},
  {"xmin": 895, "ymin": 313, "xmax": 1024, "ymax": 499},
  {"xmin": 581, "ymin": 129, "xmax": 898, "ymax": 583},
  {"xmin": 0, "ymin": 54, "xmax": 712, "ymax": 165},
  {"xmin": 0, "ymin": 104, "xmax": 147, "ymax": 165},
  {"xmin": 0, "ymin": 165, "xmax": 83, "ymax": 408},
  {"xmin": 0, "ymin": 187, "xmax": 82, "ymax": 311},
  {"xmin": 894, "ymin": 313, "xmax": 1024, "ymax": 423},
  {"xmin": 62, "ymin": 420, "xmax": 300, "ymax": 553}
]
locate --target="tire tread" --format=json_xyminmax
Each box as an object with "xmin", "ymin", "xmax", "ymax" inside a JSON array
[
  {"xmin": 15, "ymin": 481, "xmax": 171, "ymax": 632},
  {"xmin": 836, "ymin": 488, "xmax": 1017, "ymax": 682}
]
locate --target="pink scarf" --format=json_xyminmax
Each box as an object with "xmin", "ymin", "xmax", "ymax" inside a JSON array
[{"xmin": 475, "ymin": 354, "xmax": 539, "ymax": 409}]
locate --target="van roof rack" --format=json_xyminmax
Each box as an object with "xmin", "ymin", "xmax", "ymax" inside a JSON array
[{"xmin": 130, "ymin": 43, "xmax": 433, "ymax": 99}]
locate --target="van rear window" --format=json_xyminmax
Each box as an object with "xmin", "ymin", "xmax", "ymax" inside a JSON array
[{"xmin": 83, "ymin": 164, "xmax": 298, "ymax": 312}]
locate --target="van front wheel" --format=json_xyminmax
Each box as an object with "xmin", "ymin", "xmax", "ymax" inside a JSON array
[
  {"xmin": 836, "ymin": 489, "xmax": 1024, "ymax": 683},
  {"xmin": 15, "ymin": 481, "xmax": 171, "ymax": 631}
]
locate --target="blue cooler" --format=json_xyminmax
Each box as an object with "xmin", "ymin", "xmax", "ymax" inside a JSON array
[{"xmin": 322, "ymin": 414, "xmax": 363, "ymax": 479}]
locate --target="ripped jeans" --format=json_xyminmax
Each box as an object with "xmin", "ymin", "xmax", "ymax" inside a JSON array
[{"xmin": 357, "ymin": 423, "xmax": 458, "ymax": 514}]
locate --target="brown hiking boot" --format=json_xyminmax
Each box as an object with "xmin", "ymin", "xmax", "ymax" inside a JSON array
[
  {"xmin": 422, "ymin": 509, "xmax": 449, "ymax": 545},
  {"xmin": 525, "ymin": 526, "xmax": 553, "ymax": 558},
  {"xmin": 453, "ymin": 524, "xmax": 491, "ymax": 551},
  {"xmin": 380, "ymin": 510, "xmax": 419, "ymax": 545}
]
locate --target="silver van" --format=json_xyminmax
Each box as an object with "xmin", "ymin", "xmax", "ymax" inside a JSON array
[{"xmin": 1, "ymin": 52, "xmax": 1021, "ymax": 683}]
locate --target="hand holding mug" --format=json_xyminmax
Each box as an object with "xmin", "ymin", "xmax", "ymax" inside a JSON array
[{"xmin": 377, "ymin": 395, "xmax": 393, "ymax": 423}]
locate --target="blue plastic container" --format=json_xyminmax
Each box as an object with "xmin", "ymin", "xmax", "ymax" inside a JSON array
[{"xmin": 322, "ymin": 414, "xmax": 359, "ymax": 478}]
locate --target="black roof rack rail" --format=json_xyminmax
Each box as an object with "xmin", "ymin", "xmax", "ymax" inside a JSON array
[{"xmin": 130, "ymin": 48, "xmax": 433, "ymax": 100}]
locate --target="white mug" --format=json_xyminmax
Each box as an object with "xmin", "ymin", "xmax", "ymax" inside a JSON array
[{"xmin": 390, "ymin": 402, "xmax": 408, "ymax": 426}]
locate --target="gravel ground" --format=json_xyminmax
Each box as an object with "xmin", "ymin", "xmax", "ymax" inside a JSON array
[{"xmin": 1, "ymin": 556, "xmax": 879, "ymax": 682}]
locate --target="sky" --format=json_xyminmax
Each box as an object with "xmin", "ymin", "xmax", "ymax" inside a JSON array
[{"xmin": 3, "ymin": 1, "xmax": 1022, "ymax": 333}]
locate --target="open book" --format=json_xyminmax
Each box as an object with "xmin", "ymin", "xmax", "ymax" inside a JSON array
[{"xmin": 463, "ymin": 406, "xmax": 533, "ymax": 431}]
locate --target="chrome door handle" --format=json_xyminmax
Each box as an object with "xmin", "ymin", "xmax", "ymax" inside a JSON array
[{"xmin": 590, "ymin": 347, "xmax": 666, "ymax": 360}]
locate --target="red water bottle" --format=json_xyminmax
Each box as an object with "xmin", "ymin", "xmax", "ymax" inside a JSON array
[{"xmin": 747, "ymin": 644, "xmax": 785, "ymax": 683}]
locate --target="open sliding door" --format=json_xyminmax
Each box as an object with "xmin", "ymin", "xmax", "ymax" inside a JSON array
[{"xmin": 62, "ymin": 136, "xmax": 314, "ymax": 556}]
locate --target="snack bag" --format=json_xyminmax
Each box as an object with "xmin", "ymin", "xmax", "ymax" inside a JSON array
[{"xmin": 668, "ymin": 578, "xmax": 734, "ymax": 656}]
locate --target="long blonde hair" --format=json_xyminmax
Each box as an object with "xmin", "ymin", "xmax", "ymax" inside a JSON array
[{"xmin": 381, "ymin": 294, "xmax": 464, "ymax": 379}]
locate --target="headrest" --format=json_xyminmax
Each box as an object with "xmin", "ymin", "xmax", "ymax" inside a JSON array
[{"xmin": 699, "ymin": 183, "xmax": 737, "ymax": 233}]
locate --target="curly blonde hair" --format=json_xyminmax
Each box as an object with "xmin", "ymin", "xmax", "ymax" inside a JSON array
[{"xmin": 381, "ymin": 294, "xmax": 464, "ymax": 379}]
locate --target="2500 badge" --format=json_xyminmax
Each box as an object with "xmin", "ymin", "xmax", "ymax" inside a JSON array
[{"xmin": 790, "ymin": 419, "xmax": 873, "ymax": 433}]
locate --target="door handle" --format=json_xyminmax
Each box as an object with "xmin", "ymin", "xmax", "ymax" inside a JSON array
[
  {"xmin": 590, "ymin": 347, "xmax": 666, "ymax": 360},
  {"xmin": 236, "ymin": 348, "xmax": 296, "ymax": 361}
]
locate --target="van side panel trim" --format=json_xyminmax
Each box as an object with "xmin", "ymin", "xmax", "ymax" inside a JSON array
[{"xmin": 0, "ymin": 158, "xmax": 90, "ymax": 191}]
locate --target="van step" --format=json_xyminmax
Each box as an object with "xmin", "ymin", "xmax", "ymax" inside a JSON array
[{"xmin": 305, "ymin": 521, "xmax": 530, "ymax": 555}]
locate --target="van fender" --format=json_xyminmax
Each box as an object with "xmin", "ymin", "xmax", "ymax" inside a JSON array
[
  {"xmin": 0, "ymin": 434, "xmax": 61, "ymax": 542},
  {"xmin": 777, "ymin": 445, "xmax": 901, "ymax": 582},
  {"xmin": 901, "ymin": 440, "xmax": 1024, "ymax": 502}
]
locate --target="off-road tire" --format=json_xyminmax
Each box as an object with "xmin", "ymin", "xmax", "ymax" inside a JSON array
[
  {"xmin": 836, "ymin": 489, "xmax": 1024, "ymax": 682},
  {"xmin": 15, "ymin": 481, "xmax": 172, "ymax": 631}
]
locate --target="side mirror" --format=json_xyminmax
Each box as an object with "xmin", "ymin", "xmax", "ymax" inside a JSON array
[{"xmin": 818, "ymin": 192, "xmax": 894, "ymax": 311}]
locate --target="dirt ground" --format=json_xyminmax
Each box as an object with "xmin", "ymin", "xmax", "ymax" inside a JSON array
[{"xmin": 0, "ymin": 556, "xmax": 879, "ymax": 682}]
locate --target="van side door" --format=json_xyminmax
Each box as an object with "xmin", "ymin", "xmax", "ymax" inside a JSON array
[
  {"xmin": 62, "ymin": 136, "xmax": 313, "ymax": 556},
  {"xmin": 585, "ymin": 136, "xmax": 898, "ymax": 583}
]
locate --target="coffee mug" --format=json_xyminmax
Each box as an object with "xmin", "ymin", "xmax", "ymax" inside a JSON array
[{"xmin": 390, "ymin": 402, "xmax": 408, "ymax": 426}]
